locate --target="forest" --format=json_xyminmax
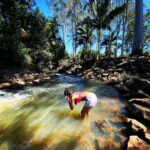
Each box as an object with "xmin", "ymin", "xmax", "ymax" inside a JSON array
[
  {"xmin": 0, "ymin": 0, "xmax": 150, "ymax": 70},
  {"xmin": 0, "ymin": 0, "xmax": 150, "ymax": 150}
]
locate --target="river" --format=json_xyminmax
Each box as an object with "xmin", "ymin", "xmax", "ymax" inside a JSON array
[{"xmin": 0, "ymin": 74, "xmax": 127, "ymax": 150}]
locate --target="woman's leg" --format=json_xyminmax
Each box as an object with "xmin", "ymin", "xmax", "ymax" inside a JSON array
[{"xmin": 81, "ymin": 106, "xmax": 92, "ymax": 119}]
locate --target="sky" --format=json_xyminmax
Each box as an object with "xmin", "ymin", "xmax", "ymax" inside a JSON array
[{"xmin": 35, "ymin": 0, "xmax": 150, "ymax": 53}]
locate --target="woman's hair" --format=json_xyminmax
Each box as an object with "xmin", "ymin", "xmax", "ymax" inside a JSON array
[{"xmin": 64, "ymin": 88, "xmax": 72, "ymax": 97}]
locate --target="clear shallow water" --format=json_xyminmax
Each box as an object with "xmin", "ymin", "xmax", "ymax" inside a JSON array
[{"xmin": 0, "ymin": 74, "xmax": 127, "ymax": 150}]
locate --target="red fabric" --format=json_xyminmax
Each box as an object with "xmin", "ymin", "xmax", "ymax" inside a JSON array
[{"xmin": 75, "ymin": 92, "xmax": 83, "ymax": 104}]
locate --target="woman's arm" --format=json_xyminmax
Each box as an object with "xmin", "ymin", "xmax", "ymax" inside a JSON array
[{"xmin": 69, "ymin": 97, "xmax": 74, "ymax": 110}]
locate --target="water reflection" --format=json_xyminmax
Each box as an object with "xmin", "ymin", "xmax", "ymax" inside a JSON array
[{"xmin": 0, "ymin": 74, "xmax": 127, "ymax": 150}]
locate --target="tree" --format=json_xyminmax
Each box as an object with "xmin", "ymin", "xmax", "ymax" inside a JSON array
[
  {"xmin": 83, "ymin": 0, "xmax": 127, "ymax": 59},
  {"xmin": 0, "ymin": 0, "xmax": 65, "ymax": 70},
  {"xmin": 132, "ymin": 0, "xmax": 143, "ymax": 56},
  {"xmin": 0, "ymin": 0, "xmax": 35, "ymax": 65},
  {"xmin": 76, "ymin": 23, "xmax": 94, "ymax": 51},
  {"xmin": 45, "ymin": 0, "xmax": 70, "ymax": 47}
]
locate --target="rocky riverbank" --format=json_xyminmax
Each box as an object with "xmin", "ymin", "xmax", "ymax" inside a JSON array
[
  {"xmin": 56, "ymin": 56, "xmax": 150, "ymax": 149},
  {"xmin": 0, "ymin": 68, "xmax": 51, "ymax": 90},
  {"xmin": 0, "ymin": 56, "xmax": 150, "ymax": 149}
]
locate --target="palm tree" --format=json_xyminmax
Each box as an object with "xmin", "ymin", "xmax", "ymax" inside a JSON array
[
  {"xmin": 76, "ymin": 23, "xmax": 94, "ymax": 51},
  {"xmin": 84, "ymin": 0, "xmax": 127, "ymax": 58},
  {"xmin": 132, "ymin": 0, "xmax": 143, "ymax": 56}
]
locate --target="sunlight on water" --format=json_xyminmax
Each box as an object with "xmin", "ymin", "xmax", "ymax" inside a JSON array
[{"xmin": 0, "ymin": 74, "xmax": 127, "ymax": 150}]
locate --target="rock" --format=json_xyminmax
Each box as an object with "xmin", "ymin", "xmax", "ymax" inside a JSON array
[
  {"xmin": 133, "ymin": 78, "xmax": 150, "ymax": 95},
  {"xmin": 108, "ymin": 69, "xmax": 114, "ymax": 73},
  {"xmin": 128, "ymin": 103, "xmax": 150, "ymax": 125},
  {"xmin": 23, "ymin": 73, "xmax": 29, "ymax": 81},
  {"xmin": 127, "ymin": 118, "xmax": 147, "ymax": 135},
  {"xmin": 115, "ymin": 84, "xmax": 130, "ymax": 93},
  {"xmin": 0, "ymin": 83, "xmax": 10, "ymax": 89},
  {"xmin": 114, "ymin": 72, "xmax": 119, "ymax": 76},
  {"xmin": 101, "ymin": 69, "xmax": 105, "ymax": 73},
  {"xmin": 125, "ymin": 79, "xmax": 134, "ymax": 87},
  {"xmin": 110, "ymin": 76, "xmax": 118, "ymax": 81},
  {"xmin": 95, "ymin": 119, "xmax": 111, "ymax": 133},
  {"xmin": 128, "ymin": 136, "xmax": 150, "ymax": 150},
  {"xmin": 86, "ymin": 71, "xmax": 95, "ymax": 79},
  {"xmin": 145, "ymin": 133, "xmax": 150, "ymax": 144},
  {"xmin": 115, "ymin": 134, "xmax": 128, "ymax": 149},
  {"xmin": 102, "ymin": 73, "xmax": 109, "ymax": 77},
  {"xmin": 33, "ymin": 79, "xmax": 40, "ymax": 83},
  {"xmin": 66, "ymin": 71, "xmax": 72, "ymax": 75},
  {"xmin": 93, "ymin": 67, "xmax": 100, "ymax": 71},
  {"xmin": 15, "ymin": 78, "xmax": 26, "ymax": 85},
  {"xmin": 129, "ymin": 98, "xmax": 150, "ymax": 108},
  {"xmin": 116, "ymin": 68, "xmax": 124, "ymax": 73},
  {"xmin": 96, "ymin": 74, "xmax": 101, "ymax": 79},
  {"xmin": 102, "ymin": 77, "xmax": 108, "ymax": 81}
]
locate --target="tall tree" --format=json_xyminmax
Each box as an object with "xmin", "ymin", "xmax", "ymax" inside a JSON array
[
  {"xmin": 45, "ymin": 0, "xmax": 70, "ymax": 47},
  {"xmin": 76, "ymin": 23, "xmax": 93, "ymax": 51},
  {"xmin": 84, "ymin": 0, "xmax": 127, "ymax": 59},
  {"xmin": 121, "ymin": 0, "xmax": 128, "ymax": 57},
  {"xmin": 132, "ymin": 0, "xmax": 143, "ymax": 56},
  {"xmin": 68, "ymin": 0, "xmax": 82, "ymax": 60}
]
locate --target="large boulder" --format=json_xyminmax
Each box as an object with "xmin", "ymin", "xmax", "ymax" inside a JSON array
[
  {"xmin": 127, "ymin": 118, "xmax": 147, "ymax": 136},
  {"xmin": 128, "ymin": 102, "xmax": 150, "ymax": 126},
  {"xmin": 125, "ymin": 78, "xmax": 150, "ymax": 98},
  {"xmin": 128, "ymin": 136, "xmax": 150, "ymax": 150},
  {"xmin": 129, "ymin": 98, "xmax": 150, "ymax": 108}
]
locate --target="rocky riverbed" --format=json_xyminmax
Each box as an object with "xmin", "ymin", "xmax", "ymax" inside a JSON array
[
  {"xmin": 56, "ymin": 56, "xmax": 150, "ymax": 149},
  {"xmin": 0, "ymin": 56, "xmax": 150, "ymax": 149}
]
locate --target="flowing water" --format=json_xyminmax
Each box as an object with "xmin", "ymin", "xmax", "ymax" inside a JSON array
[{"xmin": 0, "ymin": 74, "xmax": 127, "ymax": 150}]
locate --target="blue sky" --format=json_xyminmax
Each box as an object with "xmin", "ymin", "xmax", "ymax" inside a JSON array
[{"xmin": 35, "ymin": 0, "xmax": 150, "ymax": 53}]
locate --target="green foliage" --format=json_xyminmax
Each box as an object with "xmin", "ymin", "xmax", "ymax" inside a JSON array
[
  {"xmin": 0, "ymin": 0, "xmax": 65, "ymax": 70},
  {"xmin": 79, "ymin": 50, "xmax": 96, "ymax": 61},
  {"xmin": 17, "ymin": 45, "xmax": 32, "ymax": 66},
  {"xmin": 121, "ymin": 71, "xmax": 131, "ymax": 81},
  {"xmin": 78, "ymin": 50, "xmax": 97, "ymax": 68},
  {"xmin": 144, "ymin": 51, "xmax": 150, "ymax": 57},
  {"xmin": 76, "ymin": 23, "xmax": 94, "ymax": 50},
  {"xmin": 83, "ymin": 0, "xmax": 126, "ymax": 30},
  {"xmin": 33, "ymin": 50, "xmax": 53, "ymax": 71}
]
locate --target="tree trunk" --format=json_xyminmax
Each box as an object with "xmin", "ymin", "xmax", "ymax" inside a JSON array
[
  {"xmin": 97, "ymin": 29, "xmax": 101, "ymax": 59},
  {"xmin": 132, "ymin": 0, "xmax": 143, "ymax": 56},
  {"xmin": 121, "ymin": 0, "xmax": 128, "ymax": 57},
  {"xmin": 72, "ymin": 22, "xmax": 77, "ymax": 61}
]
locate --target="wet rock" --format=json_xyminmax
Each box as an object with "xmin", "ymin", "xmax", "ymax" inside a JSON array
[
  {"xmin": 115, "ymin": 134, "xmax": 128, "ymax": 149},
  {"xmin": 86, "ymin": 71, "xmax": 95, "ymax": 79},
  {"xmin": 134, "ymin": 78, "xmax": 150, "ymax": 95},
  {"xmin": 0, "ymin": 83, "xmax": 10, "ymax": 89},
  {"xmin": 145, "ymin": 133, "xmax": 150, "ymax": 144},
  {"xmin": 129, "ymin": 98, "xmax": 150, "ymax": 108},
  {"xmin": 128, "ymin": 136, "xmax": 150, "ymax": 150},
  {"xmin": 128, "ymin": 103, "xmax": 150, "ymax": 126},
  {"xmin": 115, "ymin": 84, "xmax": 130, "ymax": 94},
  {"xmin": 95, "ymin": 119, "xmax": 111, "ymax": 133},
  {"xmin": 127, "ymin": 118, "xmax": 147, "ymax": 135},
  {"xmin": 15, "ymin": 78, "xmax": 26, "ymax": 85}
]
